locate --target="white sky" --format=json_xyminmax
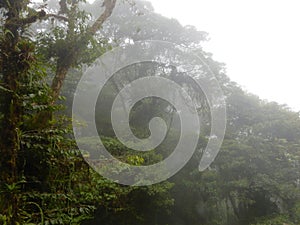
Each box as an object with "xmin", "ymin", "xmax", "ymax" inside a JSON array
[{"xmin": 148, "ymin": 0, "xmax": 300, "ymax": 111}]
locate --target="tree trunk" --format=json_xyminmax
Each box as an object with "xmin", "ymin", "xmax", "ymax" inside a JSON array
[
  {"xmin": 0, "ymin": 10, "xmax": 22, "ymax": 225},
  {"xmin": 51, "ymin": 64, "xmax": 71, "ymax": 102},
  {"xmin": 0, "ymin": 76, "xmax": 21, "ymax": 225}
]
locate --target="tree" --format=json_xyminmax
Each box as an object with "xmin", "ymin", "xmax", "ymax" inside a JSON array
[
  {"xmin": 0, "ymin": 0, "xmax": 117, "ymax": 224},
  {"xmin": 48, "ymin": 0, "xmax": 117, "ymax": 101},
  {"xmin": 0, "ymin": 1, "xmax": 48, "ymax": 223}
]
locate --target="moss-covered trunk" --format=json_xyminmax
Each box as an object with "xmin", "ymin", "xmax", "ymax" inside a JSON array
[{"xmin": 0, "ymin": 1, "xmax": 25, "ymax": 224}]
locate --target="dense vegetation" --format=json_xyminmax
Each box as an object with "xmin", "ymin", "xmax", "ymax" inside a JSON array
[{"xmin": 1, "ymin": 0, "xmax": 300, "ymax": 225}]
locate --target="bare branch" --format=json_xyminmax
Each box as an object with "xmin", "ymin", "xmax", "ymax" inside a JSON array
[
  {"xmin": 88, "ymin": 0, "xmax": 117, "ymax": 35},
  {"xmin": 46, "ymin": 13, "xmax": 69, "ymax": 22}
]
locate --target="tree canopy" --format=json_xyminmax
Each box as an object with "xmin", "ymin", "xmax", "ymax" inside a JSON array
[{"xmin": 1, "ymin": 1, "xmax": 300, "ymax": 225}]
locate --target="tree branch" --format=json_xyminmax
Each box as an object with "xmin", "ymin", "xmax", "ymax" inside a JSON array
[
  {"xmin": 18, "ymin": 11, "xmax": 68, "ymax": 26},
  {"xmin": 46, "ymin": 13, "xmax": 69, "ymax": 22},
  {"xmin": 19, "ymin": 10, "xmax": 46, "ymax": 25},
  {"xmin": 88, "ymin": 0, "xmax": 117, "ymax": 35}
]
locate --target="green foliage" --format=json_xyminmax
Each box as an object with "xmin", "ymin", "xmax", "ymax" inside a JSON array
[
  {"xmin": 2, "ymin": 1, "xmax": 300, "ymax": 225},
  {"xmin": 250, "ymin": 214, "xmax": 294, "ymax": 225}
]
